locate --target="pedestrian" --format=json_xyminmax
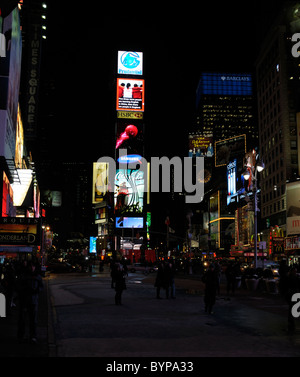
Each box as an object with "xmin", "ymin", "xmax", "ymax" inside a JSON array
[
  {"xmin": 202, "ymin": 263, "xmax": 218, "ymax": 314},
  {"xmin": 168, "ymin": 261, "xmax": 176, "ymax": 299},
  {"xmin": 16, "ymin": 260, "xmax": 43, "ymax": 343},
  {"xmin": 154, "ymin": 261, "xmax": 165, "ymax": 299},
  {"xmin": 114, "ymin": 263, "xmax": 126, "ymax": 305}
]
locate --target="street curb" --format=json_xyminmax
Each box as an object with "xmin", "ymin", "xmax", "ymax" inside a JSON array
[{"xmin": 46, "ymin": 277, "xmax": 57, "ymax": 357}]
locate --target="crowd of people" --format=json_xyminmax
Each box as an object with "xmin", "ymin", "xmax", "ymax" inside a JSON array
[{"xmin": 0, "ymin": 258, "xmax": 43, "ymax": 343}]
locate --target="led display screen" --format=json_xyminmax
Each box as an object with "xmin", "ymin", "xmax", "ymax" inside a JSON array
[
  {"xmin": 116, "ymin": 121, "xmax": 144, "ymax": 156},
  {"xmin": 114, "ymin": 169, "xmax": 144, "ymax": 214},
  {"xmin": 92, "ymin": 163, "xmax": 109, "ymax": 204},
  {"xmin": 115, "ymin": 217, "xmax": 143, "ymax": 228},
  {"xmin": 89, "ymin": 237, "xmax": 97, "ymax": 253},
  {"xmin": 215, "ymin": 134, "xmax": 246, "ymax": 167},
  {"xmin": 117, "ymin": 78, "xmax": 144, "ymax": 112}
]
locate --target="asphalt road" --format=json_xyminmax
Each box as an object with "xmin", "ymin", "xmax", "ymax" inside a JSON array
[{"xmin": 47, "ymin": 268, "xmax": 300, "ymax": 358}]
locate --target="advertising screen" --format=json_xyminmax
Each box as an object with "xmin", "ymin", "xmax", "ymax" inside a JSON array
[
  {"xmin": 215, "ymin": 134, "xmax": 246, "ymax": 167},
  {"xmin": 117, "ymin": 78, "xmax": 145, "ymax": 112},
  {"xmin": 227, "ymin": 160, "xmax": 237, "ymax": 205},
  {"xmin": 92, "ymin": 163, "xmax": 109, "ymax": 204},
  {"xmin": 286, "ymin": 181, "xmax": 300, "ymax": 235},
  {"xmin": 2, "ymin": 171, "xmax": 14, "ymax": 217},
  {"xmin": 188, "ymin": 134, "xmax": 214, "ymax": 157},
  {"xmin": 89, "ymin": 237, "xmax": 97, "ymax": 253},
  {"xmin": 114, "ymin": 169, "xmax": 144, "ymax": 214},
  {"xmin": 115, "ymin": 217, "xmax": 143, "ymax": 228},
  {"xmin": 0, "ymin": 218, "xmax": 41, "ymax": 245},
  {"xmin": 116, "ymin": 121, "xmax": 144, "ymax": 156},
  {"xmin": 118, "ymin": 51, "xmax": 143, "ymax": 76}
]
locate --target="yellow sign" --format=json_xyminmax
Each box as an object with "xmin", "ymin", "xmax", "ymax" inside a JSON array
[{"xmin": 117, "ymin": 111, "xmax": 143, "ymax": 120}]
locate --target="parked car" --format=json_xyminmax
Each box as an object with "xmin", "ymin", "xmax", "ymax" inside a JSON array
[{"xmin": 127, "ymin": 263, "xmax": 158, "ymax": 274}]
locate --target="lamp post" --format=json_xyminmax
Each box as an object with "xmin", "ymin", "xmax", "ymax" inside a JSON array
[{"xmin": 243, "ymin": 150, "xmax": 264, "ymax": 269}]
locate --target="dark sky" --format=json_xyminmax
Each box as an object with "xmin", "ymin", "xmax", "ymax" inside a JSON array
[{"xmin": 42, "ymin": 2, "xmax": 263, "ymax": 163}]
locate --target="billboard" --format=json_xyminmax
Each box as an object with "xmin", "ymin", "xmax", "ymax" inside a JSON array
[
  {"xmin": 114, "ymin": 169, "xmax": 144, "ymax": 214},
  {"xmin": 117, "ymin": 78, "xmax": 144, "ymax": 112},
  {"xmin": 15, "ymin": 104, "xmax": 24, "ymax": 168},
  {"xmin": 41, "ymin": 190, "xmax": 62, "ymax": 207},
  {"xmin": 196, "ymin": 73, "xmax": 252, "ymax": 107},
  {"xmin": 0, "ymin": 8, "xmax": 22, "ymax": 160},
  {"xmin": 188, "ymin": 134, "xmax": 214, "ymax": 157},
  {"xmin": 115, "ymin": 217, "xmax": 143, "ymax": 229},
  {"xmin": 0, "ymin": 218, "xmax": 41, "ymax": 246},
  {"xmin": 227, "ymin": 160, "xmax": 237, "ymax": 205},
  {"xmin": 117, "ymin": 51, "xmax": 143, "ymax": 76},
  {"xmin": 286, "ymin": 181, "xmax": 300, "ymax": 235},
  {"xmin": 116, "ymin": 121, "xmax": 144, "ymax": 156},
  {"xmin": 92, "ymin": 163, "xmax": 109, "ymax": 204},
  {"xmin": 117, "ymin": 111, "xmax": 143, "ymax": 120},
  {"xmin": 215, "ymin": 134, "xmax": 246, "ymax": 167},
  {"xmin": 2, "ymin": 171, "xmax": 14, "ymax": 217},
  {"xmin": 89, "ymin": 237, "xmax": 97, "ymax": 253}
]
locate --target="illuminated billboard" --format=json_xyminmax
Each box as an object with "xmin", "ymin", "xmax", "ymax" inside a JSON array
[
  {"xmin": 117, "ymin": 78, "xmax": 145, "ymax": 112},
  {"xmin": 41, "ymin": 190, "xmax": 62, "ymax": 207},
  {"xmin": 0, "ymin": 218, "xmax": 41, "ymax": 246},
  {"xmin": 116, "ymin": 217, "xmax": 143, "ymax": 228},
  {"xmin": 227, "ymin": 160, "xmax": 237, "ymax": 205},
  {"xmin": 188, "ymin": 134, "xmax": 214, "ymax": 157},
  {"xmin": 92, "ymin": 163, "xmax": 109, "ymax": 204},
  {"xmin": 118, "ymin": 51, "xmax": 143, "ymax": 76},
  {"xmin": 2, "ymin": 172, "xmax": 14, "ymax": 217},
  {"xmin": 215, "ymin": 134, "xmax": 246, "ymax": 167},
  {"xmin": 116, "ymin": 121, "xmax": 144, "ymax": 156},
  {"xmin": 89, "ymin": 237, "xmax": 97, "ymax": 253},
  {"xmin": 114, "ymin": 169, "xmax": 144, "ymax": 214},
  {"xmin": 286, "ymin": 181, "xmax": 300, "ymax": 235}
]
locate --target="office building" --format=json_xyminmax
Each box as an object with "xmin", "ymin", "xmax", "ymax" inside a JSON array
[{"xmin": 255, "ymin": 1, "xmax": 300, "ymax": 261}]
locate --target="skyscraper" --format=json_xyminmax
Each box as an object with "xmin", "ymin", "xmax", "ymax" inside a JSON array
[
  {"xmin": 255, "ymin": 1, "xmax": 300, "ymax": 260},
  {"xmin": 195, "ymin": 72, "xmax": 257, "ymax": 148}
]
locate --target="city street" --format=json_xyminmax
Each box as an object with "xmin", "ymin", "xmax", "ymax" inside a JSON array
[{"xmin": 47, "ymin": 267, "xmax": 300, "ymax": 358}]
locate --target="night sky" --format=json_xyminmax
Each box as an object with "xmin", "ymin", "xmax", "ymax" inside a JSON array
[{"xmin": 40, "ymin": 2, "xmax": 268, "ymax": 163}]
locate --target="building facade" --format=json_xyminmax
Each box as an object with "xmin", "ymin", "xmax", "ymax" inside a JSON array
[{"xmin": 256, "ymin": 1, "xmax": 300, "ymax": 262}]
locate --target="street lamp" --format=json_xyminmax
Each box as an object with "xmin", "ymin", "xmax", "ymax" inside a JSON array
[{"xmin": 242, "ymin": 150, "xmax": 264, "ymax": 269}]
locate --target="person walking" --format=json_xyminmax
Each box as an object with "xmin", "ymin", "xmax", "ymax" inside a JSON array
[
  {"xmin": 202, "ymin": 263, "xmax": 219, "ymax": 314},
  {"xmin": 154, "ymin": 261, "xmax": 165, "ymax": 299},
  {"xmin": 114, "ymin": 263, "xmax": 127, "ymax": 305},
  {"xmin": 17, "ymin": 260, "xmax": 43, "ymax": 343}
]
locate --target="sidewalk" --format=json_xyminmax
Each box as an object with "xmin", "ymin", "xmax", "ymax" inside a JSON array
[{"xmin": 0, "ymin": 277, "xmax": 50, "ymax": 357}]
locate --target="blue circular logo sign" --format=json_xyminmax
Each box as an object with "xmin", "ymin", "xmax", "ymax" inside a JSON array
[{"xmin": 121, "ymin": 52, "xmax": 141, "ymax": 69}]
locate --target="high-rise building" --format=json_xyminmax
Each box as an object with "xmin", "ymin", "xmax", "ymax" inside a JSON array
[
  {"xmin": 195, "ymin": 72, "xmax": 257, "ymax": 148},
  {"xmin": 188, "ymin": 72, "xmax": 258, "ymax": 256},
  {"xmin": 255, "ymin": 1, "xmax": 300, "ymax": 261}
]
